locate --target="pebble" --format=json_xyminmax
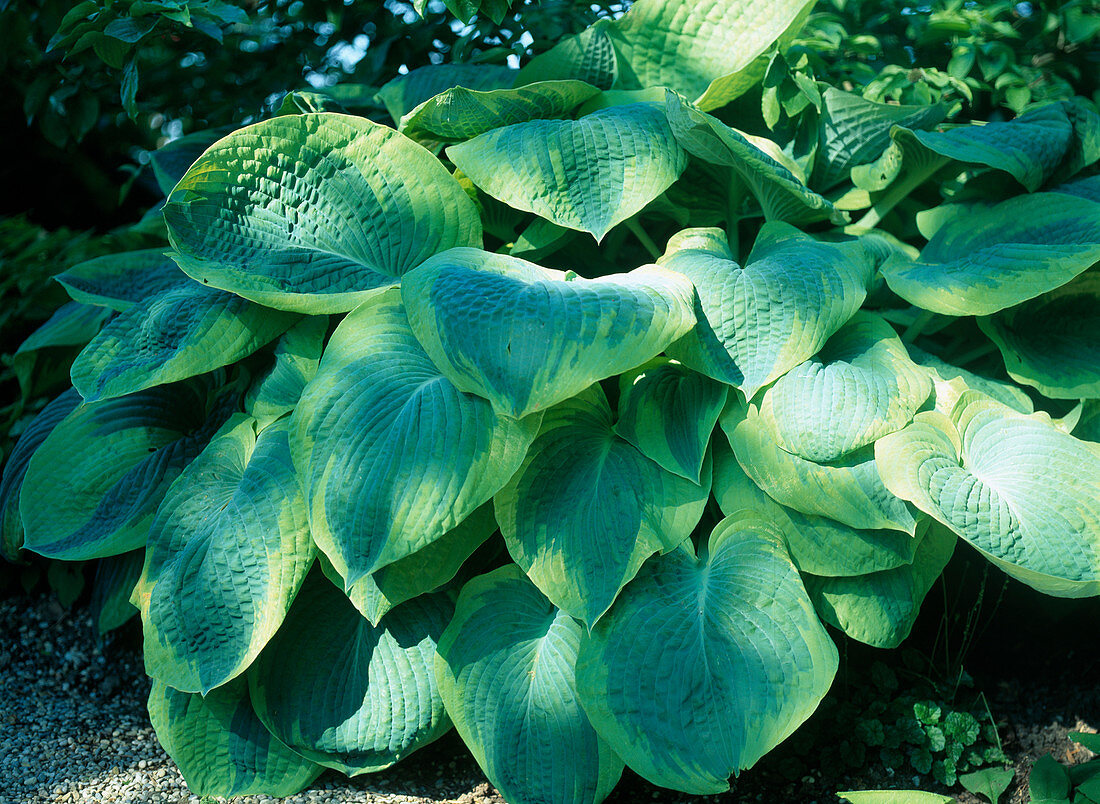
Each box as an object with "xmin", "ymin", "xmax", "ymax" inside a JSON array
[{"xmin": 1, "ymin": 595, "xmax": 508, "ymax": 804}]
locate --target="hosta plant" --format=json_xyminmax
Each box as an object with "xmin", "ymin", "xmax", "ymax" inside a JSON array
[{"xmin": 3, "ymin": 0, "xmax": 1100, "ymax": 801}]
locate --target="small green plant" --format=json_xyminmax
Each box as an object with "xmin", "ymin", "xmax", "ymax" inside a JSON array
[
  {"xmin": 3, "ymin": 0, "xmax": 1100, "ymax": 802},
  {"xmin": 1026, "ymin": 733, "xmax": 1100, "ymax": 804}
]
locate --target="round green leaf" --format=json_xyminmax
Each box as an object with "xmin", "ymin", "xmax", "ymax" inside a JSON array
[
  {"xmin": 757, "ymin": 312, "xmax": 932, "ymax": 462},
  {"xmin": 71, "ymin": 283, "xmax": 300, "ymax": 402},
  {"xmin": 978, "ymin": 270, "xmax": 1100, "ymax": 399},
  {"xmin": 723, "ymin": 401, "xmax": 920, "ymax": 534},
  {"xmin": 402, "ymin": 248, "xmax": 696, "ymax": 419},
  {"xmin": 495, "ymin": 384, "xmax": 710, "ymax": 626},
  {"xmin": 292, "ymin": 287, "xmax": 539, "ymax": 585},
  {"xmin": 21, "ymin": 375, "xmax": 239, "ymax": 560},
  {"xmin": 804, "ymin": 522, "xmax": 956, "ymax": 649},
  {"xmin": 436, "ymin": 564, "xmax": 624, "ymax": 804},
  {"xmin": 148, "ymin": 677, "xmax": 322, "ymax": 798},
  {"xmin": 249, "ymin": 570, "xmax": 453, "ymax": 775},
  {"xmin": 876, "ymin": 391, "xmax": 1100, "ymax": 597},
  {"xmin": 712, "ymin": 438, "xmax": 919, "ymax": 577},
  {"xmin": 446, "ymin": 103, "xmax": 688, "ymax": 241},
  {"xmin": 164, "ymin": 113, "xmax": 482, "ymax": 313},
  {"xmin": 576, "ymin": 512, "xmax": 837, "ymax": 794},
  {"xmin": 134, "ymin": 416, "xmax": 314, "ymax": 693},
  {"xmin": 880, "ymin": 193, "xmax": 1100, "ymax": 316},
  {"xmin": 615, "ymin": 358, "xmax": 728, "ymax": 482},
  {"xmin": 661, "ymin": 225, "xmax": 874, "ymax": 400}
]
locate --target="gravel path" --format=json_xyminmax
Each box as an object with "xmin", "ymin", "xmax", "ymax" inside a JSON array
[{"xmin": 0, "ymin": 595, "xmax": 505, "ymax": 804}]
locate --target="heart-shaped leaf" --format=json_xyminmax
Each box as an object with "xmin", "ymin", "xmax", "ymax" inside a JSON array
[
  {"xmin": 608, "ymin": 0, "xmax": 815, "ymax": 110},
  {"xmin": 665, "ymin": 93, "xmax": 836, "ymax": 225},
  {"xmin": 148, "ymin": 677, "xmax": 322, "ymax": 798},
  {"xmin": 876, "ymin": 391, "xmax": 1100, "ymax": 597},
  {"xmin": 436, "ymin": 565, "xmax": 624, "ymax": 804},
  {"xmin": 661, "ymin": 225, "xmax": 874, "ymax": 399},
  {"xmin": 757, "ymin": 311, "xmax": 932, "ymax": 462},
  {"xmin": 723, "ymin": 401, "xmax": 920, "ymax": 534},
  {"xmin": 376, "ymin": 63, "xmax": 516, "ymax": 124},
  {"xmin": 402, "ymin": 248, "xmax": 696, "ymax": 418},
  {"xmin": 880, "ymin": 193, "xmax": 1100, "ymax": 316},
  {"xmin": 134, "ymin": 416, "xmax": 314, "ymax": 693},
  {"xmin": 71, "ymin": 283, "xmax": 300, "ymax": 402},
  {"xmin": 55, "ymin": 249, "xmax": 189, "ymax": 310},
  {"xmin": 495, "ymin": 384, "xmax": 709, "ymax": 626},
  {"xmin": 615, "ymin": 358, "xmax": 728, "ymax": 482},
  {"xmin": 164, "ymin": 113, "xmax": 482, "ymax": 313},
  {"xmin": 0, "ymin": 388, "xmax": 82, "ymax": 560},
  {"xmin": 576, "ymin": 512, "xmax": 837, "ymax": 794},
  {"xmin": 803, "ymin": 522, "xmax": 956, "ymax": 648},
  {"xmin": 712, "ymin": 439, "xmax": 919, "ymax": 576},
  {"xmin": 291, "ymin": 287, "xmax": 539, "ymax": 584},
  {"xmin": 978, "ymin": 271, "xmax": 1100, "ymax": 399},
  {"xmin": 249, "ymin": 570, "xmax": 453, "ymax": 775},
  {"xmin": 400, "ymin": 80, "xmax": 600, "ymax": 143},
  {"xmin": 446, "ymin": 103, "xmax": 688, "ymax": 240},
  {"xmin": 21, "ymin": 375, "xmax": 239, "ymax": 560}
]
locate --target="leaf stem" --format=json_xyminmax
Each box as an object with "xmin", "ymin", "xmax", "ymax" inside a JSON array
[
  {"xmin": 901, "ymin": 309, "xmax": 936, "ymax": 343},
  {"xmin": 852, "ymin": 154, "xmax": 950, "ymax": 232},
  {"xmin": 626, "ymin": 217, "xmax": 661, "ymax": 261}
]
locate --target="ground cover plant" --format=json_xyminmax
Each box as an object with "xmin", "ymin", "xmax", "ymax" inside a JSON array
[{"xmin": 2, "ymin": 0, "xmax": 1100, "ymax": 801}]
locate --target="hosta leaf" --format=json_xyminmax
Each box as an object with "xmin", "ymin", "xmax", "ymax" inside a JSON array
[
  {"xmin": 55, "ymin": 249, "xmax": 189, "ymax": 311},
  {"xmin": 292, "ymin": 288, "xmax": 538, "ymax": 584},
  {"xmin": 400, "ymin": 80, "xmax": 600, "ymax": 143},
  {"xmin": 495, "ymin": 384, "xmax": 710, "ymax": 626},
  {"xmin": 723, "ymin": 402, "xmax": 919, "ymax": 534},
  {"xmin": 164, "ymin": 113, "xmax": 482, "ymax": 313},
  {"xmin": 712, "ymin": 439, "xmax": 919, "ymax": 577},
  {"xmin": 839, "ymin": 792, "xmax": 954, "ymax": 804},
  {"xmin": 876, "ymin": 391, "xmax": 1100, "ymax": 597},
  {"xmin": 376, "ymin": 63, "xmax": 517, "ymax": 124},
  {"xmin": 515, "ymin": 21, "xmax": 617, "ymax": 90},
  {"xmin": 895, "ymin": 102, "xmax": 1074, "ymax": 192},
  {"xmin": 402, "ymin": 248, "xmax": 695, "ymax": 418},
  {"xmin": 148, "ymin": 125, "xmax": 236, "ymax": 195},
  {"xmin": 576, "ymin": 512, "xmax": 837, "ymax": 793},
  {"xmin": 665, "ymin": 92, "xmax": 836, "ymax": 225},
  {"xmin": 244, "ymin": 316, "xmax": 327, "ymax": 427},
  {"xmin": 71, "ymin": 283, "xmax": 299, "ymax": 402},
  {"xmin": 757, "ymin": 312, "xmax": 932, "ymax": 462},
  {"xmin": 148, "ymin": 677, "xmax": 322, "ymax": 797},
  {"xmin": 804, "ymin": 522, "xmax": 956, "ymax": 648},
  {"xmin": 661, "ymin": 225, "xmax": 874, "ymax": 399},
  {"xmin": 21, "ymin": 375, "xmax": 238, "ymax": 560},
  {"xmin": 0, "ymin": 389, "xmax": 82, "ymax": 560},
  {"xmin": 249, "ymin": 570, "xmax": 453, "ymax": 775},
  {"xmin": 1077, "ymin": 400, "xmax": 1100, "ymax": 443},
  {"xmin": 446, "ymin": 103, "xmax": 688, "ymax": 240},
  {"xmin": 13, "ymin": 302, "xmax": 112, "ymax": 398},
  {"xmin": 134, "ymin": 416, "xmax": 313, "ymax": 693},
  {"xmin": 908, "ymin": 346, "xmax": 1034, "ymax": 415},
  {"xmin": 1054, "ymin": 173, "xmax": 1100, "ymax": 203},
  {"xmin": 812, "ymin": 88, "xmax": 947, "ymax": 192},
  {"xmin": 608, "ymin": 0, "xmax": 815, "ymax": 110},
  {"xmin": 322, "ymin": 503, "xmax": 497, "ymax": 626},
  {"xmin": 616, "ymin": 358, "xmax": 728, "ymax": 482},
  {"xmin": 90, "ymin": 549, "xmax": 143, "ymax": 634},
  {"xmin": 978, "ymin": 271, "xmax": 1100, "ymax": 399},
  {"xmin": 881, "ymin": 193, "xmax": 1100, "ymax": 316},
  {"xmin": 436, "ymin": 565, "xmax": 624, "ymax": 804}
]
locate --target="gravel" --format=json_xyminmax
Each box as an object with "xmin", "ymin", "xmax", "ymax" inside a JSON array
[{"xmin": 0, "ymin": 594, "xmax": 504, "ymax": 804}]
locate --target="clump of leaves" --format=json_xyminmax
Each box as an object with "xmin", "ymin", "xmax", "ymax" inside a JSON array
[
  {"xmin": 1025, "ymin": 732, "xmax": 1100, "ymax": 804},
  {"xmin": 3, "ymin": 0, "xmax": 1100, "ymax": 802}
]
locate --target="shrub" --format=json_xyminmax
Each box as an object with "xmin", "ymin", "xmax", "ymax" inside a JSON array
[{"xmin": 3, "ymin": 0, "xmax": 1100, "ymax": 801}]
